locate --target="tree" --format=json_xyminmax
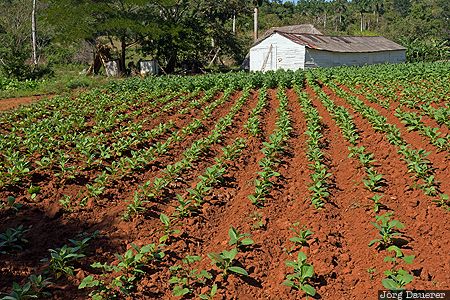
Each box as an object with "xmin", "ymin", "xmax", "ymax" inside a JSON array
[
  {"xmin": 140, "ymin": 0, "xmax": 250, "ymax": 73},
  {"xmin": 0, "ymin": 0, "xmax": 33, "ymax": 78},
  {"xmin": 45, "ymin": 0, "xmax": 153, "ymax": 73}
]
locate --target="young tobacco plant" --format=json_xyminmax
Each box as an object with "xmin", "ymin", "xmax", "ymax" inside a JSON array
[
  {"xmin": 369, "ymin": 213, "xmax": 404, "ymax": 250},
  {"xmin": 289, "ymin": 223, "xmax": 314, "ymax": 248},
  {"xmin": 382, "ymin": 245, "xmax": 415, "ymax": 290},
  {"xmin": 0, "ymin": 225, "xmax": 29, "ymax": 254},
  {"xmin": 42, "ymin": 232, "xmax": 97, "ymax": 279},
  {"xmin": 1, "ymin": 196, "xmax": 23, "ymax": 211},
  {"xmin": 79, "ymin": 243, "xmax": 165, "ymax": 299},
  {"xmin": 207, "ymin": 248, "xmax": 248, "ymax": 278},
  {"xmin": 159, "ymin": 213, "xmax": 180, "ymax": 243},
  {"xmin": 228, "ymin": 226, "xmax": 254, "ymax": 250},
  {"xmin": 369, "ymin": 194, "xmax": 386, "ymax": 213},
  {"xmin": 363, "ymin": 168, "xmax": 385, "ymax": 192},
  {"xmin": 1, "ymin": 275, "xmax": 51, "ymax": 300},
  {"xmin": 122, "ymin": 192, "xmax": 148, "ymax": 221},
  {"xmin": 168, "ymin": 255, "xmax": 212, "ymax": 297},
  {"xmin": 283, "ymin": 251, "xmax": 316, "ymax": 297}
]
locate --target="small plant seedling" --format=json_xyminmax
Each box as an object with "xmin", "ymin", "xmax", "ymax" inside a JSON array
[
  {"xmin": 382, "ymin": 269, "xmax": 414, "ymax": 290},
  {"xmin": 283, "ymin": 251, "xmax": 316, "ymax": 297},
  {"xmin": 433, "ymin": 193, "xmax": 449, "ymax": 208},
  {"xmin": 0, "ymin": 225, "xmax": 29, "ymax": 254},
  {"xmin": 43, "ymin": 232, "xmax": 97, "ymax": 279},
  {"xmin": 44, "ymin": 245, "xmax": 86, "ymax": 278},
  {"xmin": 207, "ymin": 248, "xmax": 248, "ymax": 278},
  {"xmin": 199, "ymin": 284, "xmax": 218, "ymax": 300},
  {"xmin": 383, "ymin": 245, "xmax": 415, "ymax": 265},
  {"xmin": 169, "ymin": 255, "xmax": 212, "ymax": 297},
  {"xmin": 123, "ymin": 192, "xmax": 148, "ymax": 221},
  {"xmin": 159, "ymin": 213, "xmax": 180, "ymax": 243},
  {"xmin": 1, "ymin": 275, "xmax": 51, "ymax": 300},
  {"xmin": 228, "ymin": 226, "xmax": 254, "ymax": 249},
  {"xmin": 289, "ymin": 223, "xmax": 314, "ymax": 248},
  {"xmin": 369, "ymin": 194, "xmax": 386, "ymax": 213},
  {"xmin": 363, "ymin": 169, "xmax": 385, "ymax": 192},
  {"xmin": 1, "ymin": 196, "xmax": 23, "ymax": 211},
  {"xmin": 59, "ymin": 195, "xmax": 72, "ymax": 211},
  {"xmin": 367, "ymin": 268, "xmax": 377, "ymax": 280},
  {"xmin": 79, "ymin": 243, "xmax": 165, "ymax": 298},
  {"xmin": 28, "ymin": 185, "xmax": 41, "ymax": 200},
  {"xmin": 248, "ymin": 211, "xmax": 265, "ymax": 230},
  {"xmin": 368, "ymin": 213, "xmax": 404, "ymax": 249},
  {"xmin": 174, "ymin": 194, "xmax": 195, "ymax": 218}
]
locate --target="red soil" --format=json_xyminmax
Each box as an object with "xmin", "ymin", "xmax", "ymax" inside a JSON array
[
  {"xmin": 0, "ymin": 84, "xmax": 449, "ymax": 300},
  {"xmin": 0, "ymin": 95, "xmax": 51, "ymax": 111}
]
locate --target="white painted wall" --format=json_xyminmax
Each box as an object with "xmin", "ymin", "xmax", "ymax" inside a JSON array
[
  {"xmin": 305, "ymin": 49, "xmax": 406, "ymax": 68},
  {"xmin": 250, "ymin": 33, "xmax": 305, "ymax": 72},
  {"xmin": 250, "ymin": 33, "xmax": 406, "ymax": 71}
]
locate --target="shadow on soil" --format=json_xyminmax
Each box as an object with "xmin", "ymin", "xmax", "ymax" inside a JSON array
[{"xmin": 0, "ymin": 205, "xmax": 123, "ymax": 298}]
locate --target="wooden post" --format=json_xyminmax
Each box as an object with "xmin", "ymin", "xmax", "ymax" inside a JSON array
[
  {"xmin": 32, "ymin": 0, "xmax": 37, "ymax": 65},
  {"xmin": 254, "ymin": 6, "xmax": 258, "ymax": 41}
]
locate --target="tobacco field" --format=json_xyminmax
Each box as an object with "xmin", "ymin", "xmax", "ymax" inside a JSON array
[{"xmin": 0, "ymin": 62, "xmax": 449, "ymax": 299}]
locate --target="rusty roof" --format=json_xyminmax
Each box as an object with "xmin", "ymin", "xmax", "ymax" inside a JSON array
[
  {"xmin": 277, "ymin": 32, "xmax": 406, "ymax": 53},
  {"xmin": 255, "ymin": 24, "xmax": 323, "ymax": 44}
]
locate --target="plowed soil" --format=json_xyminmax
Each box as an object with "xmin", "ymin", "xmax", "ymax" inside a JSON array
[
  {"xmin": 0, "ymin": 95, "xmax": 50, "ymax": 111},
  {"xmin": 1, "ymin": 81, "xmax": 449, "ymax": 300}
]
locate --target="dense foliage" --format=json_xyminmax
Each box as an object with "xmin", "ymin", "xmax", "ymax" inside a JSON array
[{"xmin": 0, "ymin": 0, "xmax": 448, "ymax": 80}]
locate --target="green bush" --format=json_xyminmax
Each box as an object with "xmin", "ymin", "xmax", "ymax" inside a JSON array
[{"xmin": 65, "ymin": 78, "xmax": 91, "ymax": 90}]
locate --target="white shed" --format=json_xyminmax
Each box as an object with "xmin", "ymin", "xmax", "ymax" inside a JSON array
[{"xmin": 249, "ymin": 31, "xmax": 406, "ymax": 72}]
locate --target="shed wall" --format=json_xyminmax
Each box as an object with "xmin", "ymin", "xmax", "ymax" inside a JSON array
[
  {"xmin": 250, "ymin": 34, "xmax": 305, "ymax": 72},
  {"xmin": 305, "ymin": 49, "xmax": 406, "ymax": 68}
]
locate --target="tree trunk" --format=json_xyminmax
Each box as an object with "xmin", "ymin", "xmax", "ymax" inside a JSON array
[
  {"xmin": 166, "ymin": 54, "xmax": 176, "ymax": 74},
  {"xmin": 360, "ymin": 12, "xmax": 363, "ymax": 31},
  {"xmin": 253, "ymin": 7, "xmax": 258, "ymax": 41},
  {"xmin": 31, "ymin": 0, "xmax": 37, "ymax": 65},
  {"xmin": 232, "ymin": 11, "xmax": 236, "ymax": 34},
  {"xmin": 120, "ymin": 36, "xmax": 126, "ymax": 74},
  {"xmin": 323, "ymin": 12, "xmax": 327, "ymax": 29}
]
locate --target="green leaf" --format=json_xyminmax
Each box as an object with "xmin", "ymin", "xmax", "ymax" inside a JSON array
[
  {"xmin": 160, "ymin": 213, "xmax": 170, "ymax": 226},
  {"xmin": 368, "ymin": 239, "xmax": 378, "ymax": 247},
  {"xmin": 387, "ymin": 245, "xmax": 403, "ymax": 257},
  {"xmin": 173, "ymin": 285, "xmax": 190, "ymax": 296},
  {"xmin": 184, "ymin": 255, "xmax": 201, "ymax": 264},
  {"xmin": 297, "ymin": 251, "xmax": 307, "ymax": 262},
  {"xmin": 222, "ymin": 248, "xmax": 238, "ymax": 260},
  {"xmin": 78, "ymin": 275, "xmax": 99, "ymax": 289},
  {"xmin": 207, "ymin": 252, "xmax": 223, "ymax": 264},
  {"xmin": 403, "ymin": 255, "xmax": 415, "ymax": 264},
  {"xmin": 228, "ymin": 227, "xmax": 238, "ymax": 245},
  {"xmin": 168, "ymin": 276, "xmax": 180, "ymax": 284},
  {"xmin": 211, "ymin": 283, "xmax": 218, "ymax": 295},
  {"xmin": 382, "ymin": 278, "xmax": 401, "ymax": 290},
  {"xmin": 282, "ymin": 279, "xmax": 295, "ymax": 287},
  {"xmin": 302, "ymin": 265, "xmax": 314, "ymax": 278},
  {"xmin": 241, "ymin": 238, "xmax": 254, "ymax": 246},
  {"xmin": 228, "ymin": 266, "xmax": 248, "ymax": 276},
  {"xmin": 92, "ymin": 294, "xmax": 104, "ymax": 300},
  {"xmin": 301, "ymin": 284, "xmax": 316, "ymax": 296}
]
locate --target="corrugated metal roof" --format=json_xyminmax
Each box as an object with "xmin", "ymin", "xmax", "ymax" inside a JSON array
[
  {"xmin": 278, "ymin": 32, "xmax": 406, "ymax": 53},
  {"xmin": 255, "ymin": 24, "xmax": 323, "ymax": 45}
]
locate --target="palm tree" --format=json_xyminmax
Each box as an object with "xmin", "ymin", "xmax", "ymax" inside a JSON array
[
  {"xmin": 354, "ymin": 0, "xmax": 371, "ymax": 31},
  {"xmin": 333, "ymin": 0, "xmax": 348, "ymax": 31}
]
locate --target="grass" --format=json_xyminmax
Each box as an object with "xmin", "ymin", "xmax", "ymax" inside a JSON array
[{"xmin": 0, "ymin": 64, "xmax": 117, "ymax": 100}]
